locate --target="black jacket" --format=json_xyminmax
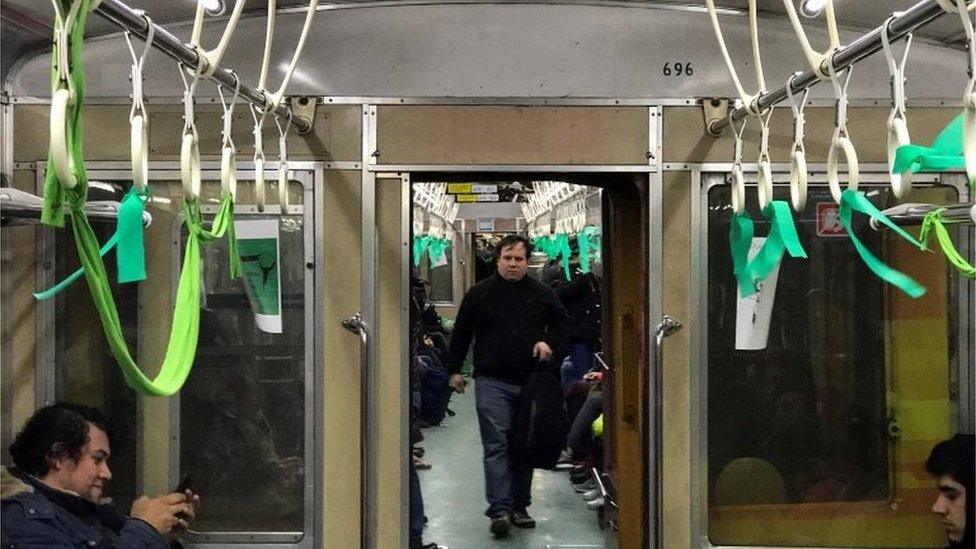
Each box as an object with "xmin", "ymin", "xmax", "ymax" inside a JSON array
[
  {"xmin": 553, "ymin": 271, "xmax": 601, "ymax": 342},
  {"xmin": 446, "ymin": 272, "xmax": 570, "ymax": 385}
]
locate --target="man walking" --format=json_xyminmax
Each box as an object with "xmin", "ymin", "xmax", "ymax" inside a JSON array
[{"xmin": 446, "ymin": 234, "xmax": 569, "ymax": 538}]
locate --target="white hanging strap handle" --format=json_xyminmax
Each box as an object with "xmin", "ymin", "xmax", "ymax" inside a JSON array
[
  {"xmin": 274, "ymin": 110, "xmax": 293, "ymax": 210},
  {"xmin": 189, "ymin": 0, "xmax": 247, "ymax": 77},
  {"xmin": 881, "ymin": 13, "xmax": 914, "ymax": 198},
  {"xmin": 951, "ymin": 0, "xmax": 976, "ymax": 187},
  {"xmin": 730, "ymin": 113, "xmax": 748, "ymax": 214},
  {"xmin": 251, "ymin": 104, "xmax": 268, "ymax": 212},
  {"xmin": 124, "ymin": 13, "xmax": 154, "ymax": 193},
  {"xmin": 218, "ymin": 73, "xmax": 241, "ymax": 201},
  {"xmin": 786, "ymin": 73, "xmax": 809, "ymax": 212},
  {"xmin": 756, "ymin": 105, "xmax": 774, "ymax": 211},
  {"xmin": 49, "ymin": 0, "xmax": 86, "ymax": 190},
  {"xmin": 826, "ymin": 58, "xmax": 859, "ymax": 204},
  {"xmin": 704, "ymin": 0, "xmax": 763, "ymax": 114},
  {"xmin": 263, "ymin": 0, "xmax": 321, "ymax": 112},
  {"xmin": 179, "ymin": 59, "xmax": 204, "ymax": 202},
  {"xmin": 779, "ymin": 0, "xmax": 840, "ymax": 81}
]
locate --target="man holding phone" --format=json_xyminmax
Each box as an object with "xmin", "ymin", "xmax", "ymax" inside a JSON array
[{"xmin": 2, "ymin": 403, "xmax": 200, "ymax": 548}]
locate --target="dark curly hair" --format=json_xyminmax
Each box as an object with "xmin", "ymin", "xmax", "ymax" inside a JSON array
[{"xmin": 9, "ymin": 403, "xmax": 108, "ymax": 477}]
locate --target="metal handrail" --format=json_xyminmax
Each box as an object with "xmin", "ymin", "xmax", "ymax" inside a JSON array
[
  {"xmin": 650, "ymin": 314, "xmax": 681, "ymax": 549},
  {"xmin": 710, "ymin": 0, "xmax": 949, "ymax": 135},
  {"xmin": 870, "ymin": 201, "xmax": 976, "ymax": 229},
  {"xmin": 91, "ymin": 0, "xmax": 311, "ymax": 134},
  {"xmin": 341, "ymin": 312, "xmax": 370, "ymax": 547}
]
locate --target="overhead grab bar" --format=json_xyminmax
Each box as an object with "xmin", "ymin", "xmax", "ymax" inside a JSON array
[
  {"xmin": 710, "ymin": 0, "xmax": 956, "ymax": 135},
  {"xmin": 91, "ymin": 0, "xmax": 310, "ymax": 133},
  {"xmin": 1, "ymin": 187, "xmax": 153, "ymax": 227}
]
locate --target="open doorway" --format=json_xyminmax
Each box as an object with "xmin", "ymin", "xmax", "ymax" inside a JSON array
[{"xmin": 406, "ymin": 174, "xmax": 650, "ymax": 549}]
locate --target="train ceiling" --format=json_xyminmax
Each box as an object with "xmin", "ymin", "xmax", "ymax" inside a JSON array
[{"xmin": 1, "ymin": 0, "xmax": 969, "ymax": 87}]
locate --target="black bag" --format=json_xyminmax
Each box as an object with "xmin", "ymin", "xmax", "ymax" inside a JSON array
[{"xmin": 511, "ymin": 367, "xmax": 569, "ymax": 469}]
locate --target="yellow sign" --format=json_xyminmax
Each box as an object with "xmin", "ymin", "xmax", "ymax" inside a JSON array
[
  {"xmin": 456, "ymin": 194, "xmax": 477, "ymax": 203},
  {"xmin": 447, "ymin": 183, "xmax": 473, "ymax": 194}
]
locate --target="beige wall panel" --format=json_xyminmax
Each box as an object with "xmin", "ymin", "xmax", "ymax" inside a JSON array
[
  {"xmin": 148, "ymin": 105, "xmax": 361, "ymax": 161},
  {"xmin": 322, "ymin": 169, "xmax": 363, "ymax": 548},
  {"xmin": 1, "ymin": 169, "xmax": 37, "ymax": 440},
  {"xmin": 14, "ymin": 104, "xmax": 359, "ymax": 163},
  {"xmin": 375, "ymin": 177, "xmax": 405, "ymax": 548},
  {"xmin": 664, "ymin": 107, "xmax": 959, "ymax": 164},
  {"xmin": 662, "ymin": 171, "xmax": 692, "ymax": 549},
  {"xmin": 14, "ymin": 105, "xmax": 130, "ymax": 162},
  {"xmin": 377, "ymin": 106, "xmax": 648, "ymax": 165}
]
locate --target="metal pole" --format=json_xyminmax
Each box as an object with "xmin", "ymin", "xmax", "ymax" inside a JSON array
[
  {"xmin": 92, "ymin": 0, "xmax": 312, "ymax": 134},
  {"xmin": 870, "ymin": 202, "xmax": 976, "ymax": 229},
  {"xmin": 709, "ymin": 0, "xmax": 950, "ymax": 135}
]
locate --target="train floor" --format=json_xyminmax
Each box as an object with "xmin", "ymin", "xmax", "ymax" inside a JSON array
[{"xmin": 417, "ymin": 379, "xmax": 612, "ymax": 549}]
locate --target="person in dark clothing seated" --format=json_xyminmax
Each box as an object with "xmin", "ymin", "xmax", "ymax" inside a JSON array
[
  {"xmin": 446, "ymin": 234, "xmax": 569, "ymax": 538},
  {"xmin": 1, "ymin": 403, "xmax": 199, "ymax": 549},
  {"xmin": 926, "ymin": 433, "xmax": 974, "ymax": 549}
]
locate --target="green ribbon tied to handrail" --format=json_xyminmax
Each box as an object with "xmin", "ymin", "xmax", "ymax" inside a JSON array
[
  {"xmin": 838, "ymin": 189, "xmax": 927, "ymax": 298},
  {"xmin": 39, "ymin": 0, "xmax": 239, "ymax": 396},
  {"xmin": 412, "ymin": 235, "xmax": 452, "ymax": 267},
  {"xmin": 532, "ymin": 233, "xmax": 572, "ymax": 279},
  {"xmin": 893, "ymin": 112, "xmax": 966, "ymax": 176},
  {"xmin": 919, "ymin": 208, "xmax": 976, "ymax": 279},
  {"xmin": 578, "ymin": 226, "xmax": 602, "ymax": 274},
  {"xmin": 728, "ymin": 202, "xmax": 807, "ymax": 298}
]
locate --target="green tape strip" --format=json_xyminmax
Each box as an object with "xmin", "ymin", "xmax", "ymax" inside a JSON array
[
  {"xmin": 919, "ymin": 209, "xmax": 976, "ymax": 279},
  {"xmin": 745, "ymin": 201, "xmax": 808, "ymax": 291},
  {"xmin": 578, "ymin": 226, "xmax": 601, "ymax": 274},
  {"xmin": 116, "ymin": 187, "xmax": 148, "ymax": 283},
  {"xmin": 892, "ymin": 112, "xmax": 968, "ymax": 178},
  {"xmin": 34, "ymin": 232, "xmax": 118, "ymax": 301},
  {"xmin": 838, "ymin": 189, "xmax": 927, "ymax": 298},
  {"xmin": 729, "ymin": 211, "xmax": 755, "ymax": 297}
]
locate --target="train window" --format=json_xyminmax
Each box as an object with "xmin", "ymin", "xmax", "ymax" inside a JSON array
[
  {"xmin": 702, "ymin": 177, "xmax": 967, "ymax": 547},
  {"xmin": 176, "ymin": 177, "xmax": 313, "ymax": 543}
]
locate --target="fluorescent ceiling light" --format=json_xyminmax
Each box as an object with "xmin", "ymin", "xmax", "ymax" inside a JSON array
[{"xmin": 203, "ymin": 0, "xmax": 225, "ymax": 16}]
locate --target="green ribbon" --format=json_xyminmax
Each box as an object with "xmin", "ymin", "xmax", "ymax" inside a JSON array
[
  {"xmin": 427, "ymin": 237, "xmax": 451, "ymax": 264},
  {"xmin": 116, "ymin": 187, "xmax": 148, "ymax": 283},
  {"xmin": 38, "ymin": 2, "xmax": 239, "ymax": 396},
  {"xmin": 578, "ymin": 226, "xmax": 602, "ymax": 274},
  {"xmin": 893, "ymin": 112, "xmax": 966, "ymax": 175},
  {"xmin": 34, "ymin": 231, "xmax": 118, "ymax": 301},
  {"xmin": 745, "ymin": 201, "xmax": 808, "ymax": 289},
  {"xmin": 919, "ymin": 209, "xmax": 976, "ymax": 279},
  {"xmin": 729, "ymin": 211, "xmax": 755, "ymax": 297},
  {"xmin": 533, "ymin": 233, "xmax": 572, "ymax": 279},
  {"xmin": 838, "ymin": 189, "xmax": 927, "ymax": 298}
]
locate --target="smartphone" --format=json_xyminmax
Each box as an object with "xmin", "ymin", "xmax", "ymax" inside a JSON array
[{"xmin": 174, "ymin": 474, "xmax": 192, "ymax": 494}]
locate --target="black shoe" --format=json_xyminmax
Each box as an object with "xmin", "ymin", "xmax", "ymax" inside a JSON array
[
  {"xmin": 510, "ymin": 508, "xmax": 536, "ymax": 528},
  {"xmin": 490, "ymin": 515, "xmax": 511, "ymax": 537},
  {"xmin": 409, "ymin": 537, "xmax": 440, "ymax": 549}
]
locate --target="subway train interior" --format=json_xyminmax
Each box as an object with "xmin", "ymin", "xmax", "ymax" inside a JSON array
[{"xmin": 1, "ymin": 0, "xmax": 975, "ymax": 548}]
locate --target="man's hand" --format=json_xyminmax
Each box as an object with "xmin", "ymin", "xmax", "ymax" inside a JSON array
[
  {"xmin": 448, "ymin": 373, "xmax": 467, "ymax": 393},
  {"xmin": 532, "ymin": 341, "xmax": 553, "ymax": 361},
  {"xmin": 130, "ymin": 491, "xmax": 198, "ymax": 537}
]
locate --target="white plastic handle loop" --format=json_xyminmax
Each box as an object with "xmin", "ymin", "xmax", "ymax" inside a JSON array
[
  {"xmin": 780, "ymin": 0, "xmax": 840, "ymax": 81},
  {"xmin": 274, "ymin": 110, "xmax": 292, "ymax": 210},
  {"xmin": 756, "ymin": 106, "xmax": 774, "ymax": 211},
  {"xmin": 218, "ymin": 74, "xmax": 241, "ymax": 200},
  {"xmin": 704, "ymin": 0, "xmax": 764, "ymax": 114},
  {"xmin": 786, "ymin": 73, "xmax": 809, "ymax": 211},
  {"xmin": 124, "ymin": 14, "xmax": 154, "ymax": 193},
  {"xmin": 826, "ymin": 58, "xmax": 859, "ymax": 204},
  {"xmin": 189, "ymin": 0, "xmax": 247, "ymax": 77},
  {"xmin": 881, "ymin": 14, "xmax": 914, "ymax": 198},
  {"xmin": 49, "ymin": 0, "xmax": 85, "ymax": 190},
  {"xmin": 953, "ymin": 0, "xmax": 976, "ymax": 187},
  {"xmin": 251, "ymin": 104, "xmax": 267, "ymax": 212},
  {"xmin": 178, "ymin": 59, "xmax": 204, "ymax": 201},
  {"xmin": 730, "ymin": 115, "xmax": 748, "ymax": 214},
  {"xmin": 938, "ymin": 0, "xmax": 976, "ymax": 13}
]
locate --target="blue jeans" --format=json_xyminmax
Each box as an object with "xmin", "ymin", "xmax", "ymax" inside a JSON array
[
  {"xmin": 475, "ymin": 377, "xmax": 533, "ymax": 518},
  {"xmin": 560, "ymin": 341, "xmax": 594, "ymax": 392}
]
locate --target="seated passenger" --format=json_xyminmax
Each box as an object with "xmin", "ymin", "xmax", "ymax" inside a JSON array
[
  {"xmin": 1, "ymin": 403, "xmax": 199, "ymax": 548},
  {"xmin": 926, "ymin": 433, "xmax": 974, "ymax": 549}
]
